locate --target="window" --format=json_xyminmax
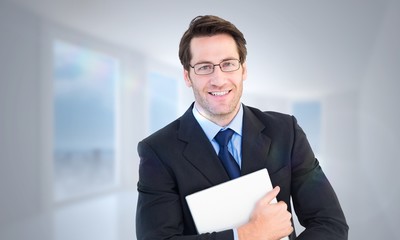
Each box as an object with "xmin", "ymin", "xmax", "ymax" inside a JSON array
[
  {"xmin": 148, "ymin": 72, "xmax": 178, "ymax": 133},
  {"xmin": 292, "ymin": 101, "xmax": 321, "ymax": 154},
  {"xmin": 53, "ymin": 40, "xmax": 119, "ymax": 201}
]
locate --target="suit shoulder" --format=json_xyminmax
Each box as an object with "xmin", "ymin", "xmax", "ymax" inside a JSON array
[
  {"xmin": 246, "ymin": 105, "xmax": 294, "ymax": 125},
  {"xmin": 140, "ymin": 118, "xmax": 181, "ymax": 145}
]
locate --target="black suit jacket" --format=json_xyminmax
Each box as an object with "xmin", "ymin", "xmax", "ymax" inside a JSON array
[{"xmin": 136, "ymin": 104, "xmax": 348, "ymax": 240}]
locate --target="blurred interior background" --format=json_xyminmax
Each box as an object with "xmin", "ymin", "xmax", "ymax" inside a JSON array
[{"xmin": 1, "ymin": 0, "xmax": 399, "ymax": 239}]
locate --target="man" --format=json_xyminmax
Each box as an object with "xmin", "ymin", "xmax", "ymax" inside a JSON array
[{"xmin": 136, "ymin": 15, "xmax": 348, "ymax": 240}]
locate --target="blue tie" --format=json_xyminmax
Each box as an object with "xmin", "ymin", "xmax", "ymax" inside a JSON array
[{"xmin": 214, "ymin": 128, "xmax": 240, "ymax": 179}]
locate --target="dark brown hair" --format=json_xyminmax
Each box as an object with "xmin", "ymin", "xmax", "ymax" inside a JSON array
[{"xmin": 178, "ymin": 15, "xmax": 247, "ymax": 71}]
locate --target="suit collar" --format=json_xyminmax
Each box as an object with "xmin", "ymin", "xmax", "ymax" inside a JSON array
[
  {"xmin": 191, "ymin": 103, "xmax": 244, "ymax": 141},
  {"xmin": 178, "ymin": 103, "xmax": 272, "ymax": 185},
  {"xmin": 241, "ymin": 106, "xmax": 272, "ymax": 175},
  {"xmin": 178, "ymin": 103, "xmax": 230, "ymax": 185}
]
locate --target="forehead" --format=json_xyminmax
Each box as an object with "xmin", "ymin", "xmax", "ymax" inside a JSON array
[{"xmin": 190, "ymin": 34, "xmax": 239, "ymax": 63}]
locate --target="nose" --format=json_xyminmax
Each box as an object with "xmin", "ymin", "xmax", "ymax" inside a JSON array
[{"xmin": 210, "ymin": 66, "xmax": 226, "ymax": 85}]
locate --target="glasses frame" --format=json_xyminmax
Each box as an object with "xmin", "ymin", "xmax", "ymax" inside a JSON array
[{"xmin": 189, "ymin": 59, "xmax": 241, "ymax": 75}]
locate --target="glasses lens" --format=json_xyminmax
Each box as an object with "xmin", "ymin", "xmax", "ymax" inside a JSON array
[
  {"xmin": 220, "ymin": 60, "xmax": 240, "ymax": 72},
  {"xmin": 194, "ymin": 63, "xmax": 214, "ymax": 75}
]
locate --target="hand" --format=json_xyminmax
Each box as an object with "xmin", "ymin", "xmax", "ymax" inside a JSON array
[{"xmin": 237, "ymin": 186, "xmax": 293, "ymax": 240}]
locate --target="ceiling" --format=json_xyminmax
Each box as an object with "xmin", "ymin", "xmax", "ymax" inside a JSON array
[{"xmin": 10, "ymin": 0, "xmax": 390, "ymax": 98}]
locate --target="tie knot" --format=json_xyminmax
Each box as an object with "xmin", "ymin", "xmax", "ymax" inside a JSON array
[{"xmin": 214, "ymin": 128, "xmax": 235, "ymax": 147}]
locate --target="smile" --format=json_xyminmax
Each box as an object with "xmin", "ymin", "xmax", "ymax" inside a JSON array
[{"xmin": 210, "ymin": 90, "xmax": 230, "ymax": 96}]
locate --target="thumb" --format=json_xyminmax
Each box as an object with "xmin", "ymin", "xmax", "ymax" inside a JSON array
[{"xmin": 260, "ymin": 186, "xmax": 280, "ymax": 205}]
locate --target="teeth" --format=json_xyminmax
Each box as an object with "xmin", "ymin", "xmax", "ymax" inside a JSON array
[{"xmin": 211, "ymin": 91, "xmax": 229, "ymax": 96}]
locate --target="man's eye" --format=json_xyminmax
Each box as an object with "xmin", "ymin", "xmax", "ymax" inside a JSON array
[
  {"xmin": 222, "ymin": 62, "xmax": 233, "ymax": 67},
  {"xmin": 223, "ymin": 60, "xmax": 239, "ymax": 67},
  {"xmin": 198, "ymin": 65, "xmax": 212, "ymax": 71}
]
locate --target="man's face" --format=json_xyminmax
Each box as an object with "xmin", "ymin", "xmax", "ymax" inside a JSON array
[{"xmin": 183, "ymin": 34, "xmax": 247, "ymax": 126}]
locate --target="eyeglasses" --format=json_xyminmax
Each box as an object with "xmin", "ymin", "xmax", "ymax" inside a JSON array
[{"xmin": 190, "ymin": 59, "xmax": 241, "ymax": 75}]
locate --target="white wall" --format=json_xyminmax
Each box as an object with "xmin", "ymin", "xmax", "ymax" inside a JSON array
[
  {"xmin": 242, "ymin": 92, "xmax": 291, "ymax": 114},
  {"xmin": 0, "ymin": 2, "xmax": 147, "ymax": 239},
  {"xmin": 317, "ymin": 1, "xmax": 400, "ymax": 238},
  {"xmin": 357, "ymin": 0, "xmax": 400, "ymax": 237},
  {"xmin": 0, "ymin": 2, "xmax": 57, "ymax": 240},
  {"xmin": 0, "ymin": 0, "xmax": 43, "ymax": 226}
]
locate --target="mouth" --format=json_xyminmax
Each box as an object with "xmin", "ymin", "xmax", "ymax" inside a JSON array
[{"xmin": 209, "ymin": 90, "xmax": 230, "ymax": 96}]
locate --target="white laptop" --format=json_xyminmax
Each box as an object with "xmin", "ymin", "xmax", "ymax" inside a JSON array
[{"xmin": 186, "ymin": 168, "xmax": 289, "ymax": 240}]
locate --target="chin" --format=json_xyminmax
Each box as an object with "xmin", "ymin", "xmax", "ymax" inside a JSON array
[{"xmin": 210, "ymin": 106, "xmax": 235, "ymax": 116}]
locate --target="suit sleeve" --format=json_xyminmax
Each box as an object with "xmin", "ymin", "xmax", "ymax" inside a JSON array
[
  {"xmin": 136, "ymin": 140, "xmax": 233, "ymax": 240},
  {"xmin": 289, "ymin": 116, "xmax": 349, "ymax": 239}
]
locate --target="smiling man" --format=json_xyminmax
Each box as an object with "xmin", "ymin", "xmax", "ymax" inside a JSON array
[
  {"xmin": 136, "ymin": 15, "xmax": 348, "ymax": 240},
  {"xmin": 184, "ymin": 34, "xmax": 245, "ymax": 127}
]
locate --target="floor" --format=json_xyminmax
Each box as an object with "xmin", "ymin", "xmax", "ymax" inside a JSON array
[{"xmin": 0, "ymin": 190, "xmax": 137, "ymax": 240}]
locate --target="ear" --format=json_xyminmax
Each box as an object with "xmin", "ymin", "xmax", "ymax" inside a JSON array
[
  {"xmin": 242, "ymin": 62, "xmax": 248, "ymax": 81},
  {"xmin": 183, "ymin": 69, "xmax": 192, "ymax": 87}
]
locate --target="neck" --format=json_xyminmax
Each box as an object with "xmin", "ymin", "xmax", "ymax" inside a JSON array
[{"xmin": 194, "ymin": 102, "xmax": 241, "ymax": 127}]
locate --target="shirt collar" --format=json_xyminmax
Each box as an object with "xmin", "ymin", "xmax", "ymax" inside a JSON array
[{"xmin": 192, "ymin": 103, "xmax": 243, "ymax": 142}]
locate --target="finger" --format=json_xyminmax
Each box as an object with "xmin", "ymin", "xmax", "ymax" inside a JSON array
[{"xmin": 260, "ymin": 186, "xmax": 280, "ymax": 205}]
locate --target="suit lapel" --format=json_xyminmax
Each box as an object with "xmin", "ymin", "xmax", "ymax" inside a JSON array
[
  {"xmin": 241, "ymin": 106, "xmax": 272, "ymax": 175},
  {"xmin": 177, "ymin": 104, "xmax": 274, "ymax": 185},
  {"xmin": 178, "ymin": 105, "xmax": 230, "ymax": 185}
]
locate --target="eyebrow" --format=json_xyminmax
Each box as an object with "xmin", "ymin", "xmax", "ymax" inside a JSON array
[{"xmin": 194, "ymin": 58, "xmax": 238, "ymax": 65}]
